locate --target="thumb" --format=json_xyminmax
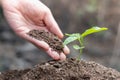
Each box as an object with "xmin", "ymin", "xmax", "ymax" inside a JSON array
[{"xmin": 44, "ymin": 11, "xmax": 64, "ymax": 39}]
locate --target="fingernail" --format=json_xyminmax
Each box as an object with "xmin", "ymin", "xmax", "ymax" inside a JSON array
[
  {"xmin": 60, "ymin": 52, "xmax": 66, "ymax": 60},
  {"xmin": 52, "ymin": 51, "xmax": 60, "ymax": 60},
  {"xmin": 47, "ymin": 49, "xmax": 60, "ymax": 60},
  {"xmin": 63, "ymin": 45, "xmax": 70, "ymax": 54}
]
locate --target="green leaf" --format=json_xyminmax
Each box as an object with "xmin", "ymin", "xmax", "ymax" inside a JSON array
[
  {"xmin": 81, "ymin": 27, "xmax": 108, "ymax": 37},
  {"xmin": 73, "ymin": 45, "xmax": 81, "ymax": 50},
  {"xmin": 63, "ymin": 33, "xmax": 80, "ymax": 45},
  {"xmin": 65, "ymin": 33, "xmax": 72, "ymax": 36},
  {"xmin": 63, "ymin": 36, "xmax": 77, "ymax": 45},
  {"xmin": 73, "ymin": 45, "xmax": 85, "ymax": 50},
  {"xmin": 65, "ymin": 33, "xmax": 80, "ymax": 37}
]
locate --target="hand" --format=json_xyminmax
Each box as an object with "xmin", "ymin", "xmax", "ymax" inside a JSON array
[{"xmin": 2, "ymin": 0, "xmax": 70, "ymax": 60}]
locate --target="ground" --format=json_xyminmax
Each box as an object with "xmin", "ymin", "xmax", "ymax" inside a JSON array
[{"xmin": 0, "ymin": 58, "xmax": 120, "ymax": 80}]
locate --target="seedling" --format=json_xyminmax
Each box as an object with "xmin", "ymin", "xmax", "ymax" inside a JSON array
[{"xmin": 63, "ymin": 27, "xmax": 108, "ymax": 60}]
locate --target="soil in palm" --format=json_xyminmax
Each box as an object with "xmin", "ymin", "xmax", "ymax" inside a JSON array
[{"xmin": 27, "ymin": 30, "xmax": 64, "ymax": 53}]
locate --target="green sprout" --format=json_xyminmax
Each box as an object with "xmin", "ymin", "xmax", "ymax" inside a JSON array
[{"xmin": 63, "ymin": 27, "xmax": 108, "ymax": 60}]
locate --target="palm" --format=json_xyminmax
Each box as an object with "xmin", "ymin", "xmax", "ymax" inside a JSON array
[{"xmin": 4, "ymin": 0, "xmax": 53, "ymax": 36}]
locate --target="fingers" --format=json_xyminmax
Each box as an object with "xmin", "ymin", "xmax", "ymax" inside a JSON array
[
  {"xmin": 46, "ymin": 48, "xmax": 60, "ymax": 60},
  {"xmin": 18, "ymin": 32, "xmax": 70, "ymax": 60},
  {"xmin": 44, "ymin": 11, "xmax": 64, "ymax": 39},
  {"xmin": 24, "ymin": 32, "xmax": 70, "ymax": 60},
  {"xmin": 46, "ymin": 45, "xmax": 70, "ymax": 60},
  {"xmin": 46, "ymin": 49, "xmax": 67, "ymax": 60},
  {"xmin": 59, "ymin": 52, "xmax": 66, "ymax": 60}
]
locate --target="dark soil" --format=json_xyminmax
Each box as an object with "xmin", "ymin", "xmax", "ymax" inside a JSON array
[
  {"xmin": 27, "ymin": 30, "xmax": 64, "ymax": 53},
  {"xmin": 0, "ymin": 30, "xmax": 120, "ymax": 80},
  {"xmin": 0, "ymin": 58, "xmax": 120, "ymax": 80},
  {"xmin": 0, "ymin": 69, "xmax": 30, "ymax": 80}
]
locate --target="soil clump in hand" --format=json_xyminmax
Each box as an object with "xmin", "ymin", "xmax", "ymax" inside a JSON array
[{"xmin": 27, "ymin": 30, "xmax": 64, "ymax": 53}]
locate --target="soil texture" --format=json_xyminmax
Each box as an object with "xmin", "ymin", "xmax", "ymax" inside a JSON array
[
  {"xmin": 0, "ymin": 58, "xmax": 120, "ymax": 80},
  {"xmin": 27, "ymin": 30, "xmax": 64, "ymax": 53},
  {"xmin": 0, "ymin": 69, "xmax": 30, "ymax": 80}
]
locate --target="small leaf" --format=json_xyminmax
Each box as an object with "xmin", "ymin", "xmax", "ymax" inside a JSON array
[
  {"xmin": 63, "ymin": 33, "xmax": 80, "ymax": 45},
  {"xmin": 73, "ymin": 45, "xmax": 81, "ymax": 50},
  {"xmin": 73, "ymin": 45, "xmax": 85, "ymax": 50},
  {"xmin": 63, "ymin": 36, "xmax": 78, "ymax": 45},
  {"xmin": 65, "ymin": 33, "xmax": 80, "ymax": 37},
  {"xmin": 81, "ymin": 27, "xmax": 108, "ymax": 37},
  {"xmin": 65, "ymin": 33, "xmax": 71, "ymax": 36}
]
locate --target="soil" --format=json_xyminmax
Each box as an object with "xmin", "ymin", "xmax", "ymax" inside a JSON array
[
  {"xmin": 0, "ymin": 58, "xmax": 120, "ymax": 80},
  {"xmin": 0, "ymin": 69, "xmax": 30, "ymax": 80},
  {"xmin": 27, "ymin": 30, "xmax": 64, "ymax": 53},
  {"xmin": 0, "ymin": 30, "xmax": 120, "ymax": 80}
]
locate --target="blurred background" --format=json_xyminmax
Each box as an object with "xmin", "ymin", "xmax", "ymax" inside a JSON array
[{"xmin": 0, "ymin": 0, "xmax": 120, "ymax": 72}]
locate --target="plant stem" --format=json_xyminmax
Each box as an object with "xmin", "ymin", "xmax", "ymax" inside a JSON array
[
  {"xmin": 77, "ymin": 37, "xmax": 84, "ymax": 60},
  {"xmin": 77, "ymin": 48, "xmax": 83, "ymax": 60}
]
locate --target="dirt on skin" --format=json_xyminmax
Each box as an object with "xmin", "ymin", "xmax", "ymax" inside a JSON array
[
  {"xmin": 0, "ymin": 30, "xmax": 120, "ymax": 80},
  {"xmin": 27, "ymin": 30, "xmax": 64, "ymax": 53}
]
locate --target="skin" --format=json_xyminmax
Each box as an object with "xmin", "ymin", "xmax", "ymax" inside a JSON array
[{"xmin": 1, "ymin": 0, "xmax": 70, "ymax": 60}]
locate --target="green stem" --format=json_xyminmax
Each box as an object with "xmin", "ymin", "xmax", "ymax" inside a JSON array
[
  {"xmin": 77, "ymin": 37, "xmax": 84, "ymax": 60},
  {"xmin": 77, "ymin": 48, "xmax": 83, "ymax": 60}
]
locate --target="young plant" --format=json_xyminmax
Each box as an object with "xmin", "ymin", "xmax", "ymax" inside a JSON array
[{"xmin": 63, "ymin": 27, "xmax": 108, "ymax": 60}]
